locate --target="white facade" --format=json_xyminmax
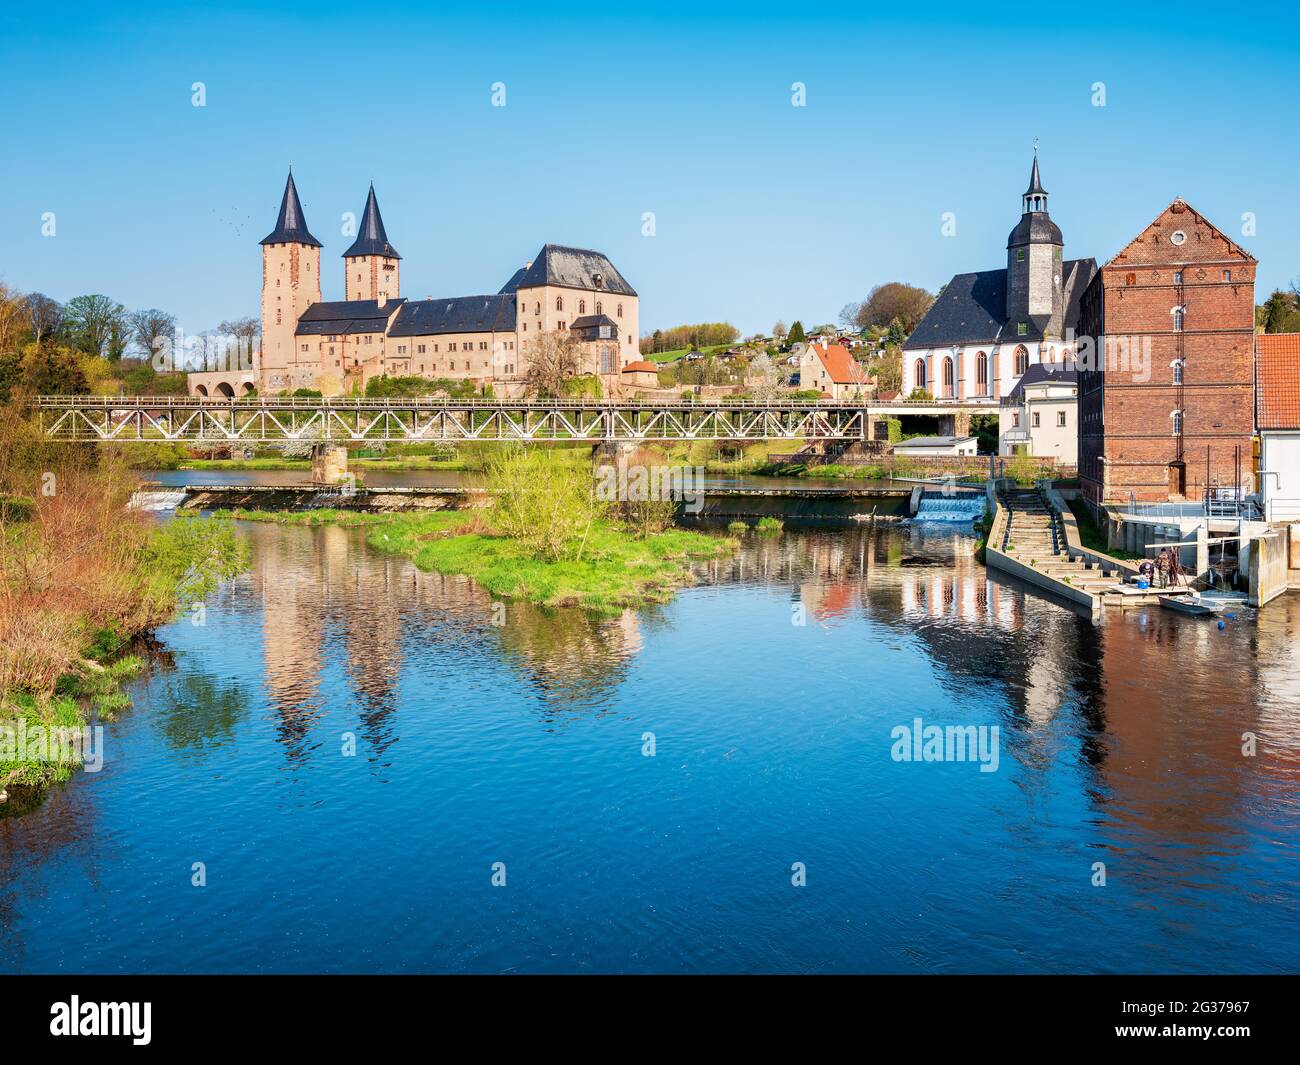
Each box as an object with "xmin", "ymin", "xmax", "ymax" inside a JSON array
[
  {"xmin": 895, "ymin": 436, "xmax": 979, "ymax": 457},
  {"xmin": 1260, "ymin": 431, "xmax": 1300, "ymax": 522},
  {"xmin": 901, "ymin": 340, "xmax": 1072, "ymax": 401},
  {"xmin": 998, "ymin": 377, "xmax": 1078, "ymax": 461}
]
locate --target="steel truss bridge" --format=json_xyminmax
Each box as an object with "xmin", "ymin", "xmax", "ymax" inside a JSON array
[{"xmin": 36, "ymin": 395, "xmax": 995, "ymax": 444}]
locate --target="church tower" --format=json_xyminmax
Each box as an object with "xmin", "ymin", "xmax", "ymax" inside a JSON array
[
  {"xmin": 259, "ymin": 169, "xmax": 322, "ymax": 390},
  {"xmin": 1005, "ymin": 150, "xmax": 1065, "ymax": 339},
  {"xmin": 343, "ymin": 184, "xmax": 401, "ymax": 302}
]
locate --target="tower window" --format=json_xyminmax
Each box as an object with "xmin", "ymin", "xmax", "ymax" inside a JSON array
[
  {"xmin": 1017, "ymin": 249, "xmax": 1025, "ymax": 262},
  {"xmin": 1017, "ymin": 323, "xmax": 1027, "ymax": 337}
]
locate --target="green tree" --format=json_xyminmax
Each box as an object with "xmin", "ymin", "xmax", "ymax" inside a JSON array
[
  {"xmin": 64, "ymin": 294, "xmax": 128, "ymax": 361},
  {"xmin": 787, "ymin": 320, "xmax": 806, "ymax": 346}
]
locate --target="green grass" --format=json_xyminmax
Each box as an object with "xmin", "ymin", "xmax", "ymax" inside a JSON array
[
  {"xmin": 214, "ymin": 507, "xmax": 406, "ymax": 527},
  {"xmin": 221, "ymin": 508, "xmax": 736, "ymax": 613},
  {"xmin": 1066, "ymin": 498, "xmax": 1142, "ymax": 560}
]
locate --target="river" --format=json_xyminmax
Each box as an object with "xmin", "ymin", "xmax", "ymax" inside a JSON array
[{"xmin": 2, "ymin": 512, "xmax": 1298, "ymax": 973}]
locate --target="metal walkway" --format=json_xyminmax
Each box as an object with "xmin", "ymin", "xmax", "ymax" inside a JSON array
[{"xmin": 37, "ymin": 395, "xmax": 885, "ymax": 444}]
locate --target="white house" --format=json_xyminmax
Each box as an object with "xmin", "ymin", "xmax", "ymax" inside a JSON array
[
  {"xmin": 997, "ymin": 364, "xmax": 1078, "ymax": 462},
  {"xmin": 894, "ymin": 435, "xmax": 979, "ymax": 457},
  {"xmin": 1257, "ymin": 333, "xmax": 1300, "ymax": 521},
  {"xmin": 902, "ymin": 153, "xmax": 1096, "ymax": 402}
]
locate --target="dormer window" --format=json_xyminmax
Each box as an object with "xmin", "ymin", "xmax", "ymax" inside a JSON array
[
  {"xmin": 1017, "ymin": 322, "xmax": 1027, "ymax": 336},
  {"xmin": 592, "ymin": 272, "xmax": 604, "ymax": 289}
]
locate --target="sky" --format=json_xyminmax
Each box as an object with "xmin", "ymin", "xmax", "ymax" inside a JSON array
[{"xmin": 2, "ymin": 1, "xmax": 1298, "ymax": 340}]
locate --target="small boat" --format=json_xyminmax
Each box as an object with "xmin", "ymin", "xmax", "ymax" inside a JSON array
[{"xmin": 1158, "ymin": 594, "xmax": 1226, "ymax": 616}]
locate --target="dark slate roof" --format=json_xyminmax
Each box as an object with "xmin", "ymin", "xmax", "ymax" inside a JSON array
[
  {"xmin": 570, "ymin": 314, "xmax": 617, "ymax": 330},
  {"xmin": 1007, "ymin": 211, "xmax": 1063, "ymax": 248},
  {"xmin": 498, "ymin": 266, "xmax": 529, "ymax": 294},
  {"xmin": 1024, "ymin": 154, "xmax": 1046, "ymax": 196},
  {"xmin": 904, "ymin": 258, "xmax": 1096, "ymax": 349},
  {"xmin": 388, "ymin": 294, "xmax": 517, "ymax": 337},
  {"xmin": 261, "ymin": 171, "xmax": 321, "ymax": 247},
  {"xmin": 343, "ymin": 185, "xmax": 400, "ymax": 259},
  {"xmin": 294, "ymin": 298, "xmax": 404, "ymax": 336},
  {"xmin": 1004, "ymin": 364, "xmax": 1078, "ymax": 403},
  {"xmin": 514, "ymin": 244, "xmax": 636, "ymax": 296}
]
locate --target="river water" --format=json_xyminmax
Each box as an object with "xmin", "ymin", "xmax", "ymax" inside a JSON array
[{"xmin": 2, "ymin": 515, "xmax": 1298, "ymax": 974}]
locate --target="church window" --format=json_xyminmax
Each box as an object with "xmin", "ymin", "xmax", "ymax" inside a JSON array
[
  {"xmin": 914, "ymin": 359, "xmax": 926, "ymax": 389},
  {"xmin": 976, "ymin": 352, "xmax": 988, "ymax": 392},
  {"xmin": 942, "ymin": 357, "xmax": 954, "ymax": 397},
  {"xmin": 1014, "ymin": 346, "xmax": 1029, "ymax": 375}
]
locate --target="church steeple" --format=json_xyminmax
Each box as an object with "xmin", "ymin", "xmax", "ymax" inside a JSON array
[
  {"xmin": 1005, "ymin": 148, "xmax": 1065, "ymax": 339},
  {"xmin": 260, "ymin": 169, "xmax": 321, "ymax": 247},
  {"xmin": 343, "ymin": 184, "xmax": 400, "ymax": 259}
]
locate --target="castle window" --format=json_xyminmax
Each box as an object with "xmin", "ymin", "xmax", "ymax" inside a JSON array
[
  {"xmin": 595, "ymin": 302, "xmax": 602, "ymax": 314},
  {"xmin": 535, "ymin": 302, "xmax": 540, "ymax": 315},
  {"xmin": 449, "ymin": 343, "xmax": 457, "ymax": 351},
  {"xmin": 617, "ymin": 304, "xmax": 623, "ymax": 317},
  {"xmin": 556, "ymin": 296, "xmax": 563, "ymax": 311},
  {"xmin": 579, "ymin": 300, "xmax": 586, "ymax": 314}
]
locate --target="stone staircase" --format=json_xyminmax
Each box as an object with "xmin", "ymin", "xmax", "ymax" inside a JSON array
[{"xmin": 997, "ymin": 488, "xmax": 1129, "ymax": 598}]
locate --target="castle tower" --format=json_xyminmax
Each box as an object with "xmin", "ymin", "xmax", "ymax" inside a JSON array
[
  {"xmin": 1005, "ymin": 150, "xmax": 1065, "ymax": 339},
  {"xmin": 343, "ymin": 184, "xmax": 400, "ymax": 302},
  {"xmin": 259, "ymin": 169, "xmax": 322, "ymax": 390}
]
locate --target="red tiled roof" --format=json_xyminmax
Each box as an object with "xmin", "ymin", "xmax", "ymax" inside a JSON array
[
  {"xmin": 621, "ymin": 360, "xmax": 658, "ymax": 373},
  {"xmin": 811, "ymin": 343, "xmax": 869, "ymax": 385},
  {"xmin": 1257, "ymin": 333, "xmax": 1300, "ymax": 430}
]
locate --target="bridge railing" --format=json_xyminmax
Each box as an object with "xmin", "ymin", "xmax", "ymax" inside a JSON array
[{"xmin": 35, "ymin": 394, "xmax": 1002, "ymax": 410}]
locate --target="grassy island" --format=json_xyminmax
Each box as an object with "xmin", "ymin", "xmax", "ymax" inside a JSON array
[{"xmin": 219, "ymin": 447, "xmax": 737, "ymax": 613}]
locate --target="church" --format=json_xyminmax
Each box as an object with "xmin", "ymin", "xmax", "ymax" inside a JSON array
[
  {"xmin": 190, "ymin": 171, "xmax": 641, "ymax": 397},
  {"xmin": 902, "ymin": 154, "xmax": 1096, "ymax": 403}
]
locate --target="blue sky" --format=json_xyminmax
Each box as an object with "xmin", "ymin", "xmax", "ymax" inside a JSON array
[{"xmin": 2, "ymin": 1, "xmax": 1297, "ymax": 339}]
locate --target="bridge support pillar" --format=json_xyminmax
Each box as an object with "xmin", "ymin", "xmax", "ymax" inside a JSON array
[{"xmin": 311, "ymin": 444, "xmax": 349, "ymax": 485}]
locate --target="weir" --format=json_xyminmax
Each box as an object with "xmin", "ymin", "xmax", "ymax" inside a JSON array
[{"xmin": 912, "ymin": 492, "xmax": 986, "ymax": 523}]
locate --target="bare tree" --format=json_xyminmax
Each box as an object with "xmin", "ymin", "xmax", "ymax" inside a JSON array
[
  {"xmin": 219, "ymin": 315, "xmax": 261, "ymax": 368},
  {"xmin": 747, "ymin": 353, "xmax": 781, "ymax": 401},
  {"xmin": 129, "ymin": 308, "xmax": 177, "ymax": 363},
  {"xmin": 22, "ymin": 293, "xmax": 64, "ymax": 344},
  {"xmin": 772, "ymin": 320, "xmax": 787, "ymax": 343},
  {"xmin": 853, "ymin": 283, "xmax": 934, "ymax": 333},
  {"xmin": 523, "ymin": 330, "xmax": 585, "ymax": 396},
  {"xmin": 839, "ymin": 302, "xmax": 861, "ymax": 330}
]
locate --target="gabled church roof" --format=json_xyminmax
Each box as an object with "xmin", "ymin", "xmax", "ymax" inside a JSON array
[
  {"xmin": 343, "ymin": 185, "xmax": 401, "ymax": 259},
  {"xmin": 903, "ymin": 258, "xmax": 1096, "ymax": 350},
  {"xmin": 512, "ymin": 244, "xmax": 637, "ymax": 296},
  {"xmin": 260, "ymin": 170, "xmax": 322, "ymax": 247}
]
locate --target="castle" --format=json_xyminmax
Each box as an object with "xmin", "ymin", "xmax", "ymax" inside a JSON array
[{"xmin": 189, "ymin": 171, "xmax": 640, "ymax": 397}]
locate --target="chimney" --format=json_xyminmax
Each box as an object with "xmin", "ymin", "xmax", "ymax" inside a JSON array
[{"xmin": 377, "ymin": 293, "xmax": 387, "ymax": 310}]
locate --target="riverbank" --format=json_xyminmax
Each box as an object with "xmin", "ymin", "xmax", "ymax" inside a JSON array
[
  {"xmin": 1, "ymin": 409, "xmax": 249, "ymax": 808},
  {"xmin": 219, "ymin": 508, "xmax": 736, "ymax": 612}
]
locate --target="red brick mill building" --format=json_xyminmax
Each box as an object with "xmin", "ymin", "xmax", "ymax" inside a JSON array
[{"xmin": 1077, "ymin": 200, "xmax": 1257, "ymax": 507}]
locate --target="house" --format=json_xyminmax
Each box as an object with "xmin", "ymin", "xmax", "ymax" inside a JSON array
[
  {"xmin": 998, "ymin": 364, "xmax": 1078, "ymax": 461},
  {"xmin": 1256, "ymin": 333, "xmax": 1300, "ymax": 521},
  {"xmin": 893, "ymin": 435, "xmax": 979, "ymax": 457},
  {"xmin": 620, "ymin": 360, "xmax": 661, "ymax": 389},
  {"xmin": 902, "ymin": 153, "xmax": 1096, "ymax": 400},
  {"xmin": 799, "ymin": 342, "xmax": 871, "ymax": 400},
  {"xmin": 684, "ymin": 350, "xmax": 706, "ymax": 362}
]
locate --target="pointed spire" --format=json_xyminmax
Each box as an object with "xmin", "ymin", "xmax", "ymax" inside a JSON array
[
  {"xmin": 1024, "ymin": 149, "xmax": 1047, "ymax": 198},
  {"xmin": 260, "ymin": 169, "xmax": 322, "ymax": 247},
  {"xmin": 342, "ymin": 184, "xmax": 401, "ymax": 259}
]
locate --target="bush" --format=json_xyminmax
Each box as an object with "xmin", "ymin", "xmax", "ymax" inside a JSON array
[{"xmin": 485, "ymin": 446, "xmax": 606, "ymax": 561}]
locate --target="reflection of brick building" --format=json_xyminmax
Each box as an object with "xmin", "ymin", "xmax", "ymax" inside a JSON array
[{"xmin": 1077, "ymin": 200, "xmax": 1256, "ymax": 505}]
